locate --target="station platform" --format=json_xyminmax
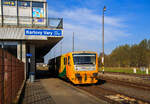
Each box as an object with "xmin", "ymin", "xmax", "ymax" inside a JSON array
[{"xmin": 21, "ymin": 70, "xmax": 106, "ymax": 104}]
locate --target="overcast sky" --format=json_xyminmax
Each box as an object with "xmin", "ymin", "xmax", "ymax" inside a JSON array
[{"xmin": 44, "ymin": 0, "xmax": 150, "ymax": 63}]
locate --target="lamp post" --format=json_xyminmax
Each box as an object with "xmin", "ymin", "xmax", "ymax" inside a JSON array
[{"xmin": 102, "ymin": 6, "xmax": 106, "ymax": 73}]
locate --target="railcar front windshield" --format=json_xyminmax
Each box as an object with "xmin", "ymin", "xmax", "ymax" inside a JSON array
[{"xmin": 73, "ymin": 53, "xmax": 96, "ymax": 65}]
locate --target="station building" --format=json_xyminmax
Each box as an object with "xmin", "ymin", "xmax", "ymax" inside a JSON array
[{"xmin": 0, "ymin": 0, "xmax": 63, "ymax": 80}]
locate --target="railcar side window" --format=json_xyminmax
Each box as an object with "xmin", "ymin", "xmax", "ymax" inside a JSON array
[
  {"xmin": 64, "ymin": 58, "xmax": 66, "ymax": 65},
  {"xmin": 66, "ymin": 58, "xmax": 67, "ymax": 65},
  {"xmin": 64, "ymin": 57, "xmax": 67, "ymax": 65},
  {"xmin": 64, "ymin": 58, "xmax": 65, "ymax": 65},
  {"xmin": 68, "ymin": 56, "xmax": 70, "ymax": 65}
]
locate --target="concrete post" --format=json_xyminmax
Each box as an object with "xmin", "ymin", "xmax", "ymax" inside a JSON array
[
  {"xmin": 17, "ymin": 41, "xmax": 27, "ymax": 79},
  {"xmin": 17, "ymin": 43, "xmax": 21, "ymax": 60},
  {"xmin": 146, "ymin": 68, "xmax": 149, "ymax": 75},
  {"xmin": 22, "ymin": 42, "xmax": 26, "ymax": 80},
  {"xmin": 29, "ymin": 44, "xmax": 35, "ymax": 82},
  {"xmin": 133, "ymin": 68, "xmax": 136, "ymax": 73}
]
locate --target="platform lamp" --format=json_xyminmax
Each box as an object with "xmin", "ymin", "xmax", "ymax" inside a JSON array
[{"xmin": 102, "ymin": 6, "xmax": 106, "ymax": 74}]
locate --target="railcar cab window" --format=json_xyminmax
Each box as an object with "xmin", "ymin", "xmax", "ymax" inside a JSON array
[
  {"xmin": 32, "ymin": 2, "xmax": 44, "ymax": 8},
  {"xmin": 73, "ymin": 53, "xmax": 96, "ymax": 65},
  {"xmin": 3, "ymin": 0, "xmax": 16, "ymax": 6},
  {"xmin": 18, "ymin": 1, "xmax": 30, "ymax": 7}
]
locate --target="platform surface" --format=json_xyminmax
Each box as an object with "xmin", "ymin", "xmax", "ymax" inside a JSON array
[
  {"xmin": 41, "ymin": 78, "xmax": 106, "ymax": 104},
  {"xmin": 21, "ymin": 78, "xmax": 107, "ymax": 104},
  {"xmin": 21, "ymin": 70, "xmax": 107, "ymax": 104}
]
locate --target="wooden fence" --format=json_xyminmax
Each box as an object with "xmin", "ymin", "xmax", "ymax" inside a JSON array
[{"xmin": 0, "ymin": 48, "xmax": 24, "ymax": 104}]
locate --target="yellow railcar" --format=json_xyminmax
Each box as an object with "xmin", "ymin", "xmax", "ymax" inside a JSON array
[{"xmin": 48, "ymin": 51, "xmax": 99, "ymax": 84}]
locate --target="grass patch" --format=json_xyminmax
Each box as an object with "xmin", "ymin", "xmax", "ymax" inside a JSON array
[{"xmin": 99, "ymin": 67, "xmax": 150, "ymax": 75}]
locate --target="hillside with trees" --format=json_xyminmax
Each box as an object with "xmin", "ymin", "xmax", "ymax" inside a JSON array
[{"xmin": 99, "ymin": 39, "xmax": 150, "ymax": 68}]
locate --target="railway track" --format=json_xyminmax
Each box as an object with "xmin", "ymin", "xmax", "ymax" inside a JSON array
[
  {"xmin": 99, "ymin": 77, "xmax": 150, "ymax": 91},
  {"xmin": 75, "ymin": 72, "xmax": 150, "ymax": 104},
  {"xmin": 77, "ymin": 85, "xmax": 150, "ymax": 104},
  {"xmin": 77, "ymin": 85, "xmax": 121, "ymax": 104},
  {"xmin": 100, "ymin": 71, "xmax": 150, "ymax": 81}
]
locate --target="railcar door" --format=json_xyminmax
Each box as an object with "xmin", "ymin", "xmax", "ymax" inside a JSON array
[
  {"xmin": 66, "ymin": 55, "xmax": 70, "ymax": 77},
  {"xmin": 66, "ymin": 54, "xmax": 74, "ymax": 80},
  {"xmin": 66, "ymin": 55, "xmax": 71, "ymax": 79},
  {"xmin": 58, "ymin": 55, "xmax": 66, "ymax": 78}
]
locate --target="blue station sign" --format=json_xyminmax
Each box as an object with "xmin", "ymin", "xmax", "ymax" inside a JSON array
[
  {"xmin": 25, "ymin": 29, "xmax": 62, "ymax": 36},
  {"xmin": 26, "ymin": 53, "xmax": 32, "ymax": 57}
]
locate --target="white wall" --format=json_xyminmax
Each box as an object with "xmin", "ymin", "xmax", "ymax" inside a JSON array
[
  {"xmin": 19, "ymin": 5, "xmax": 32, "ymax": 25},
  {"xmin": 3, "ymin": 1, "xmax": 17, "ymax": 25}
]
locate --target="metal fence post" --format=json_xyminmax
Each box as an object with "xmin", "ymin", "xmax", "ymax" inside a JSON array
[
  {"xmin": 1, "ymin": 0, "xmax": 4, "ymax": 27},
  {"xmin": 31, "ymin": 1, "xmax": 33, "ymax": 27},
  {"xmin": 61, "ymin": 18, "xmax": 63, "ymax": 29},
  {"xmin": 17, "ymin": 0, "xmax": 19, "ymax": 26}
]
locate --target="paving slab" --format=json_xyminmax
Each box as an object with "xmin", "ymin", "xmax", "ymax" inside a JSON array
[{"xmin": 21, "ymin": 80, "xmax": 55, "ymax": 104}]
